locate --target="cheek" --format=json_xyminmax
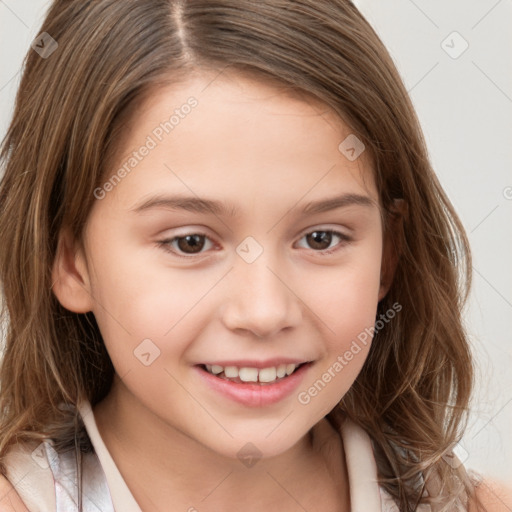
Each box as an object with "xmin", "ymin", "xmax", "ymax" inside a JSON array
[
  {"xmin": 87, "ymin": 229, "xmax": 211, "ymax": 332},
  {"xmin": 87, "ymin": 267, "xmax": 203, "ymax": 405},
  {"xmin": 86, "ymin": 245, "xmax": 238, "ymax": 393},
  {"xmin": 295, "ymin": 245, "xmax": 382, "ymax": 406},
  {"xmin": 307, "ymin": 247, "xmax": 382, "ymax": 345}
]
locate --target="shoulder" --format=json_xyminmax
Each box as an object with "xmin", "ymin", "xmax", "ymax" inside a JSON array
[
  {"xmin": 0, "ymin": 474, "xmax": 29, "ymax": 512},
  {"xmin": 469, "ymin": 477, "xmax": 512, "ymax": 512},
  {"xmin": 0, "ymin": 441, "xmax": 56, "ymax": 512}
]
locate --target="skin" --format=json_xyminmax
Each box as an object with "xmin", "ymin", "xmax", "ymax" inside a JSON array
[{"xmin": 51, "ymin": 70, "xmax": 396, "ymax": 511}]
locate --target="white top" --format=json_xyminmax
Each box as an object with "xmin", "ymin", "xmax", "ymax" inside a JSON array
[{"xmin": 2, "ymin": 401, "xmax": 423, "ymax": 511}]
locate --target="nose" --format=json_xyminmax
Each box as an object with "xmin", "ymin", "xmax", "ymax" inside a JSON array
[{"xmin": 220, "ymin": 252, "xmax": 303, "ymax": 339}]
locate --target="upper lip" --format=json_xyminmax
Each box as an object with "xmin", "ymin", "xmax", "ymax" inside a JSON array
[{"xmin": 198, "ymin": 358, "xmax": 312, "ymax": 369}]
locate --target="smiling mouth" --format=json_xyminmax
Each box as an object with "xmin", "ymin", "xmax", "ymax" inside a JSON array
[{"xmin": 198, "ymin": 362, "xmax": 310, "ymax": 385}]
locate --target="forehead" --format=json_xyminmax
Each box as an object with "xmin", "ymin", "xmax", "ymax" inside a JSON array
[{"xmin": 99, "ymin": 70, "xmax": 378, "ymax": 215}]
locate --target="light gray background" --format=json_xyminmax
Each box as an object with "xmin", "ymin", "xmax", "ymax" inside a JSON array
[{"xmin": 1, "ymin": 0, "xmax": 511, "ymax": 484}]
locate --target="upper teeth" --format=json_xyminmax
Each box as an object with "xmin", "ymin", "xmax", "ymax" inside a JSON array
[{"xmin": 205, "ymin": 363, "xmax": 300, "ymax": 383}]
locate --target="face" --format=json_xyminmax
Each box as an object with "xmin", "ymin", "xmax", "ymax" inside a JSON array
[{"xmin": 57, "ymin": 70, "xmax": 390, "ymax": 460}]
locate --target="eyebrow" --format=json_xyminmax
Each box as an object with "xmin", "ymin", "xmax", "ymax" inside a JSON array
[{"xmin": 130, "ymin": 192, "xmax": 375, "ymax": 217}]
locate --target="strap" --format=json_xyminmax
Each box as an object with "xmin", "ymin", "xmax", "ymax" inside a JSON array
[
  {"xmin": 341, "ymin": 418, "xmax": 384, "ymax": 512},
  {"xmin": 78, "ymin": 401, "xmax": 142, "ymax": 512}
]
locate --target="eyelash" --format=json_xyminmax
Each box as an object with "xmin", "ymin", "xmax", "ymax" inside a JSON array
[{"xmin": 157, "ymin": 229, "xmax": 352, "ymax": 259}]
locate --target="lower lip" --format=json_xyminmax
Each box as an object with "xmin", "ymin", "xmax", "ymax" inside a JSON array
[{"xmin": 195, "ymin": 363, "xmax": 312, "ymax": 407}]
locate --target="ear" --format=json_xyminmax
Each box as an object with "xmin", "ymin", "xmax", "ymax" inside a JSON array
[
  {"xmin": 378, "ymin": 199, "xmax": 407, "ymax": 301},
  {"xmin": 51, "ymin": 228, "xmax": 94, "ymax": 313}
]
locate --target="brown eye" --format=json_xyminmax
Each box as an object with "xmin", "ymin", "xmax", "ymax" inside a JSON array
[
  {"xmin": 159, "ymin": 232, "xmax": 215, "ymax": 257},
  {"xmin": 306, "ymin": 231, "xmax": 334, "ymax": 250},
  {"xmin": 296, "ymin": 229, "xmax": 352, "ymax": 255},
  {"xmin": 176, "ymin": 234, "xmax": 206, "ymax": 254}
]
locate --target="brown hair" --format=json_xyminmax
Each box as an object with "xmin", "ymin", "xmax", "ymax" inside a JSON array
[{"xmin": 0, "ymin": 0, "xmax": 482, "ymax": 510}]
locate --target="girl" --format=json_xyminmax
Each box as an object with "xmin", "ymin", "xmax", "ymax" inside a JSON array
[{"xmin": 0, "ymin": 1, "xmax": 509, "ymax": 511}]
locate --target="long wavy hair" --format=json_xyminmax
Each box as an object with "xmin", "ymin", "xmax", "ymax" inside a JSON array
[{"xmin": 0, "ymin": 1, "xmax": 482, "ymax": 510}]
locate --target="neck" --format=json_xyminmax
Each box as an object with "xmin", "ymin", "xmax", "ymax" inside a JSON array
[{"xmin": 93, "ymin": 377, "xmax": 350, "ymax": 512}]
